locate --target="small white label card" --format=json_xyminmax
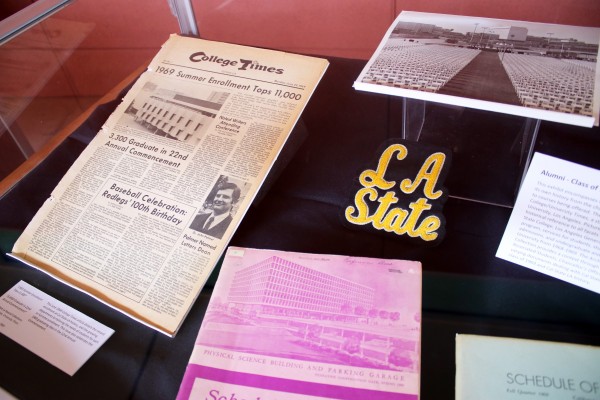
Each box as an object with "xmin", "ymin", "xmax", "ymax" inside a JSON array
[
  {"xmin": 0, "ymin": 280, "xmax": 114, "ymax": 375},
  {"xmin": 497, "ymin": 152, "xmax": 600, "ymax": 293}
]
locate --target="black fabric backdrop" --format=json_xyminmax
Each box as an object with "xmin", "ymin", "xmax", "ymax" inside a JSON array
[{"xmin": 1, "ymin": 56, "xmax": 599, "ymax": 399}]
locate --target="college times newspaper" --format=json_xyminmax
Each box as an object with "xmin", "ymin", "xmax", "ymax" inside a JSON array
[{"xmin": 10, "ymin": 34, "xmax": 329, "ymax": 336}]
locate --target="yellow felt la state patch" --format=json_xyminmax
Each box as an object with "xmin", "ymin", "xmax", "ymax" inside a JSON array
[{"xmin": 343, "ymin": 139, "xmax": 451, "ymax": 245}]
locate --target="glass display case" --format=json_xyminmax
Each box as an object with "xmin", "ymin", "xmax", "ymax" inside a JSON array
[
  {"xmin": 1, "ymin": 1, "xmax": 599, "ymax": 399},
  {"xmin": 0, "ymin": 0, "xmax": 179, "ymax": 182}
]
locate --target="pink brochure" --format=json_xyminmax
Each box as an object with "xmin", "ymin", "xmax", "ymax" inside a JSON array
[{"xmin": 177, "ymin": 247, "xmax": 422, "ymax": 400}]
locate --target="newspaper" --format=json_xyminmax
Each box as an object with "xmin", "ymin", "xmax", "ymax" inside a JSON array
[
  {"xmin": 9, "ymin": 34, "xmax": 329, "ymax": 336},
  {"xmin": 177, "ymin": 247, "xmax": 422, "ymax": 400}
]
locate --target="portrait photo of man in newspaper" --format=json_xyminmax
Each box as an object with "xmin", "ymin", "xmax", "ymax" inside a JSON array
[{"xmin": 189, "ymin": 177, "xmax": 244, "ymax": 239}]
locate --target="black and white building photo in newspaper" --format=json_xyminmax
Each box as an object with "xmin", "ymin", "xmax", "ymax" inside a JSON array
[
  {"xmin": 121, "ymin": 81, "xmax": 230, "ymax": 144},
  {"xmin": 355, "ymin": 11, "xmax": 600, "ymax": 126}
]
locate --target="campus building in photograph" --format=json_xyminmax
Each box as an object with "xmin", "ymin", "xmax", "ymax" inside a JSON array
[
  {"xmin": 227, "ymin": 256, "xmax": 375, "ymax": 318},
  {"xmin": 495, "ymin": 26, "xmax": 528, "ymax": 41},
  {"xmin": 394, "ymin": 21, "xmax": 436, "ymax": 35},
  {"xmin": 131, "ymin": 89, "xmax": 229, "ymax": 143}
]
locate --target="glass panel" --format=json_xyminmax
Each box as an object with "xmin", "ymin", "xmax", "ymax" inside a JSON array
[
  {"xmin": 191, "ymin": 1, "xmax": 394, "ymax": 59},
  {"xmin": 0, "ymin": 0, "xmax": 179, "ymax": 181},
  {"xmin": 400, "ymin": 99, "xmax": 539, "ymax": 207},
  {"xmin": 188, "ymin": 1, "xmax": 598, "ymax": 206},
  {"xmin": 190, "ymin": 1, "xmax": 600, "ymax": 59},
  {"xmin": 0, "ymin": 0, "xmax": 71, "ymax": 45}
]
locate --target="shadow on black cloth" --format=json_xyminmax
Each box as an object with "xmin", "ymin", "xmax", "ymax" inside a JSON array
[{"xmin": 1, "ymin": 56, "xmax": 600, "ymax": 400}]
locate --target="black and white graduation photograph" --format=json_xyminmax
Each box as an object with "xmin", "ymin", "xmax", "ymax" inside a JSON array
[{"xmin": 355, "ymin": 11, "xmax": 600, "ymax": 127}]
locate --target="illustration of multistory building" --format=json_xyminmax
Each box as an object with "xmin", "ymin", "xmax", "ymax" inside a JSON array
[{"xmin": 227, "ymin": 256, "xmax": 375, "ymax": 319}]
